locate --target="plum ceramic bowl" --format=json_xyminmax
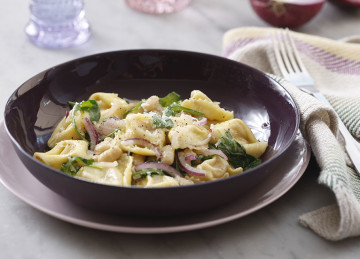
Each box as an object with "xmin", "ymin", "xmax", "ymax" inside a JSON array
[{"xmin": 4, "ymin": 50, "xmax": 299, "ymax": 216}]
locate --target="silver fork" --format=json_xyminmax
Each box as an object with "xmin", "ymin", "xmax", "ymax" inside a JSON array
[{"xmin": 272, "ymin": 28, "xmax": 360, "ymax": 175}]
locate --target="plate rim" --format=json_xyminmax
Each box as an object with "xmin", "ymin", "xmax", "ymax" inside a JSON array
[{"xmin": 0, "ymin": 121, "xmax": 310, "ymax": 234}]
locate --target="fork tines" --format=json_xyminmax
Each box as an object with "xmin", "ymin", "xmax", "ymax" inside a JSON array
[{"xmin": 271, "ymin": 28, "xmax": 309, "ymax": 78}]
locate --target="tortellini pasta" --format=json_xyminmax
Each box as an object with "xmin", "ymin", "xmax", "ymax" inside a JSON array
[
  {"xmin": 168, "ymin": 124, "xmax": 210, "ymax": 149},
  {"xmin": 210, "ymin": 119, "xmax": 268, "ymax": 158},
  {"xmin": 34, "ymin": 90, "xmax": 268, "ymax": 188},
  {"xmin": 181, "ymin": 90, "xmax": 234, "ymax": 122},
  {"xmin": 89, "ymin": 92, "xmax": 131, "ymax": 119},
  {"xmin": 34, "ymin": 140, "xmax": 90, "ymax": 169},
  {"xmin": 47, "ymin": 111, "xmax": 88, "ymax": 148}
]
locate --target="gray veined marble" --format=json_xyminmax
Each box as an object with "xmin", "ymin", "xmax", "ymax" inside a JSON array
[{"xmin": 1, "ymin": 0, "xmax": 360, "ymax": 258}]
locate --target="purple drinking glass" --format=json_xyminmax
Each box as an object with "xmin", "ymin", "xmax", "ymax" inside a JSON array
[{"xmin": 25, "ymin": 0, "xmax": 91, "ymax": 48}]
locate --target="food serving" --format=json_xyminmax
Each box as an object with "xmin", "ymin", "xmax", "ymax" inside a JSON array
[
  {"xmin": 33, "ymin": 90, "xmax": 268, "ymax": 188},
  {"xmin": 5, "ymin": 49, "xmax": 298, "ymax": 215}
]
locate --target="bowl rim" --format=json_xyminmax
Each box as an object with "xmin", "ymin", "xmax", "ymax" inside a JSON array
[{"xmin": 4, "ymin": 49, "xmax": 300, "ymax": 191}]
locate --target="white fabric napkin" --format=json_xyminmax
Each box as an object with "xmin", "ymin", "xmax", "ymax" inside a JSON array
[{"xmin": 222, "ymin": 27, "xmax": 360, "ymax": 241}]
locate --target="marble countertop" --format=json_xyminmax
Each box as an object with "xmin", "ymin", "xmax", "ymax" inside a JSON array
[{"xmin": 1, "ymin": 0, "xmax": 360, "ymax": 258}]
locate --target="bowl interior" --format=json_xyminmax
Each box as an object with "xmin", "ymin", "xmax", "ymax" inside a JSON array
[{"xmin": 4, "ymin": 50, "xmax": 299, "ymax": 215}]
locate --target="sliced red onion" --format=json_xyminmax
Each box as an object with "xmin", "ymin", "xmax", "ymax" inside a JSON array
[
  {"xmin": 65, "ymin": 110, "xmax": 70, "ymax": 119},
  {"xmin": 177, "ymin": 150, "xmax": 206, "ymax": 177},
  {"xmin": 200, "ymin": 149, "xmax": 228, "ymax": 160},
  {"xmin": 198, "ymin": 117, "xmax": 207, "ymax": 126},
  {"xmin": 135, "ymin": 162, "xmax": 183, "ymax": 178},
  {"xmin": 83, "ymin": 117, "xmax": 99, "ymax": 150},
  {"xmin": 185, "ymin": 154, "xmax": 197, "ymax": 162},
  {"xmin": 121, "ymin": 138, "xmax": 162, "ymax": 159}
]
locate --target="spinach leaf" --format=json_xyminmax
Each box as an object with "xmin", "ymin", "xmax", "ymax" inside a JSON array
[
  {"xmin": 152, "ymin": 115, "xmax": 174, "ymax": 128},
  {"xmin": 159, "ymin": 92, "xmax": 204, "ymax": 117},
  {"xmin": 191, "ymin": 154, "xmax": 214, "ymax": 167},
  {"xmin": 122, "ymin": 101, "xmax": 144, "ymax": 118},
  {"xmin": 100, "ymin": 128, "xmax": 121, "ymax": 141},
  {"xmin": 71, "ymin": 102, "xmax": 88, "ymax": 142},
  {"xmin": 214, "ymin": 130, "xmax": 261, "ymax": 170},
  {"xmin": 163, "ymin": 106, "xmax": 177, "ymax": 117},
  {"xmin": 68, "ymin": 101, "xmax": 76, "ymax": 108},
  {"xmin": 166, "ymin": 103, "xmax": 205, "ymax": 117},
  {"xmin": 60, "ymin": 156, "xmax": 95, "ymax": 176},
  {"xmin": 159, "ymin": 91, "xmax": 181, "ymax": 107},
  {"xmin": 79, "ymin": 100, "xmax": 100, "ymax": 122}
]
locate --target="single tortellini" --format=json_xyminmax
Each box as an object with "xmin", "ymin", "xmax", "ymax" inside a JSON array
[
  {"xmin": 119, "ymin": 113, "xmax": 166, "ymax": 156},
  {"xmin": 210, "ymin": 119, "xmax": 268, "ymax": 158},
  {"xmin": 211, "ymin": 119, "xmax": 258, "ymax": 145},
  {"xmin": 33, "ymin": 140, "xmax": 90, "ymax": 170},
  {"xmin": 89, "ymin": 92, "xmax": 130, "ymax": 119},
  {"xmin": 77, "ymin": 154, "xmax": 133, "ymax": 186},
  {"xmin": 47, "ymin": 110, "xmax": 88, "ymax": 148},
  {"xmin": 181, "ymin": 90, "xmax": 233, "ymax": 122},
  {"xmin": 187, "ymin": 155, "xmax": 229, "ymax": 183},
  {"xmin": 168, "ymin": 125, "xmax": 210, "ymax": 149}
]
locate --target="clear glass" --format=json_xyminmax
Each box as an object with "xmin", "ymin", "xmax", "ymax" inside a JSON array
[
  {"xmin": 25, "ymin": 0, "xmax": 91, "ymax": 48},
  {"xmin": 125, "ymin": 0, "xmax": 191, "ymax": 14}
]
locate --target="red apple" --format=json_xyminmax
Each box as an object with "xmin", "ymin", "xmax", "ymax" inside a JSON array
[{"xmin": 250, "ymin": 0, "xmax": 325, "ymax": 28}]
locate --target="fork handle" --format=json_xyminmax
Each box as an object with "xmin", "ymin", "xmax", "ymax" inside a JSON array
[{"xmin": 312, "ymin": 91, "xmax": 360, "ymax": 173}]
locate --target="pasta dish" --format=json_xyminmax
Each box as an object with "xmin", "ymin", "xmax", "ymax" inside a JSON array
[{"xmin": 34, "ymin": 90, "xmax": 268, "ymax": 187}]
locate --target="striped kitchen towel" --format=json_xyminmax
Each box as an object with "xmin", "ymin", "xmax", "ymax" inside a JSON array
[{"xmin": 223, "ymin": 27, "xmax": 360, "ymax": 241}]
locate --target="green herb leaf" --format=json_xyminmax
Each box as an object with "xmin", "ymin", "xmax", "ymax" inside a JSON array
[
  {"xmin": 163, "ymin": 106, "xmax": 177, "ymax": 117},
  {"xmin": 100, "ymin": 128, "xmax": 121, "ymax": 141},
  {"xmin": 68, "ymin": 101, "xmax": 76, "ymax": 108},
  {"xmin": 60, "ymin": 156, "xmax": 95, "ymax": 176},
  {"xmin": 167, "ymin": 103, "xmax": 205, "ymax": 117},
  {"xmin": 71, "ymin": 102, "xmax": 88, "ymax": 142},
  {"xmin": 79, "ymin": 100, "xmax": 100, "ymax": 122},
  {"xmin": 214, "ymin": 130, "xmax": 261, "ymax": 170},
  {"xmin": 172, "ymin": 151, "xmax": 187, "ymax": 176},
  {"xmin": 122, "ymin": 101, "xmax": 144, "ymax": 118},
  {"xmin": 132, "ymin": 168, "xmax": 165, "ymax": 180},
  {"xmin": 191, "ymin": 154, "xmax": 214, "ymax": 167},
  {"xmin": 159, "ymin": 92, "xmax": 181, "ymax": 107},
  {"xmin": 152, "ymin": 115, "xmax": 174, "ymax": 128}
]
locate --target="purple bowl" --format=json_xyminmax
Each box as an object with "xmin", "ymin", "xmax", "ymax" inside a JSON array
[{"xmin": 4, "ymin": 50, "xmax": 299, "ymax": 216}]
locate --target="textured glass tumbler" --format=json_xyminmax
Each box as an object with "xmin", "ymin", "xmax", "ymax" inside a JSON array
[
  {"xmin": 125, "ymin": 0, "xmax": 191, "ymax": 14},
  {"xmin": 25, "ymin": 0, "xmax": 91, "ymax": 48}
]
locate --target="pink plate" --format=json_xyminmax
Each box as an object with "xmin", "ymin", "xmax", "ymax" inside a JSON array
[{"xmin": 0, "ymin": 122, "xmax": 310, "ymax": 234}]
